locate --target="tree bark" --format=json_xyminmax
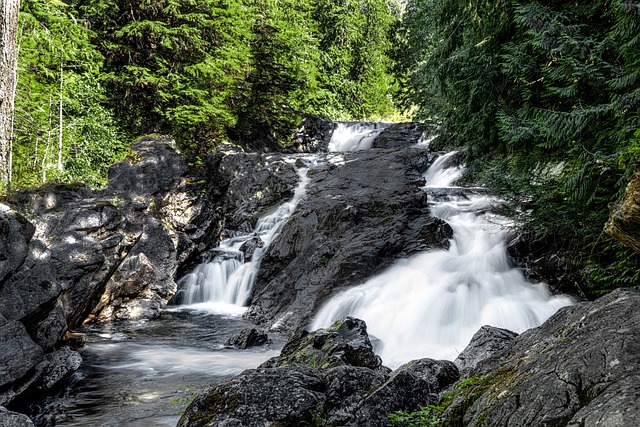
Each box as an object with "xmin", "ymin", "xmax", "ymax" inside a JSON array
[{"xmin": 0, "ymin": 0, "xmax": 20, "ymax": 192}]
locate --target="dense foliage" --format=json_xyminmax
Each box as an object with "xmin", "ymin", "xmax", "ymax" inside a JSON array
[
  {"xmin": 9, "ymin": 0, "xmax": 398, "ymax": 189},
  {"xmin": 400, "ymin": 0, "xmax": 640, "ymax": 295}
]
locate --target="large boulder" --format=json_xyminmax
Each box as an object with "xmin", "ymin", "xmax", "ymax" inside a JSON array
[
  {"xmin": 454, "ymin": 325, "xmax": 518, "ymax": 375},
  {"xmin": 290, "ymin": 115, "xmax": 337, "ymax": 152},
  {"xmin": 0, "ymin": 205, "xmax": 33, "ymax": 282},
  {"xmin": 442, "ymin": 288, "xmax": 640, "ymax": 427},
  {"xmin": 0, "ymin": 407, "xmax": 35, "ymax": 427},
  {"xmin": 179, "ymin": 317, "xmax": 459, "ymax": 427},
  {"xmin": 275, "ymin": 317, "xmax": 381, "ymax": 370},
  {"xmin": 0, "ymin": 139, "xmax": 230, "ymax": 406},
  {"xmin": 372, "ymin": 121, "xmax": 438, "ymax": 149},
  {"xmin": 247, "ymin": 148, "xmax": 452, "ymax": 332}
]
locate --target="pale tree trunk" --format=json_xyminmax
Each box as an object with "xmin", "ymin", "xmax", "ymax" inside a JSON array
[
  {"xmin": 57, "ymin": 61, "xmax": 63, "ymax": 172},
  {"xmin": 0, "ymin": 0, "xmax": 20, "ymax": 192}
]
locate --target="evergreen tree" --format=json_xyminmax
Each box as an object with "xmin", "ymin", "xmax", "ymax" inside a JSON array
[
  {"xmin": 13, "ymin": 0, "xmax": 126, "ymax": 188},
  {"xmin": 234, "ymin": 0, "xmax": 322, "ymax": 147},
  {"xmin": 401, "ymin": 0, "xmax": 640, "ymax": 294},
  {"xmin": 75, "ymin": 0, "xmax": 254, "ymax": 152},
  {"xmin": 313, "ymin": 0, "xmax": 398, "ymax": 120}
]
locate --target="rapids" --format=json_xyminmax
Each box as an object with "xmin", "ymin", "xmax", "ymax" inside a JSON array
[{"xmin": 312, "ymin": 150, "xmax": 574, "ymax": 368}]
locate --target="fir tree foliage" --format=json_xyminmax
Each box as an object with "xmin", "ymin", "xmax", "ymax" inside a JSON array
[
  {"xmin": 74, "ymin": 0, "xmax": 254, "ymax": 153},
  {"xmin": 401, "ymin": 0, "xmax": 640, "ymax": 294},
  {"xmin": 13, "ymin": 0, "xmax": 126, "ymax": 188}
]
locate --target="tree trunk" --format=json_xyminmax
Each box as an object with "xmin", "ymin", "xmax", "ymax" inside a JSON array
[{"xmin": 0, "ymin": 0, "xmax": 20, "ymax": 192}]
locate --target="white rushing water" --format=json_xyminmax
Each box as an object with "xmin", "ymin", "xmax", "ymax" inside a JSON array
[
  {"xmin": 177, "ymin": 163, "xmax": 311, "ymax": 315},
  {"xmin": 328, "ymin": 122, "xmax": 391, "ymax": 151},
  {"xmin": 312, "ymin": 151, "xmax": 574, "ymax": 368}
]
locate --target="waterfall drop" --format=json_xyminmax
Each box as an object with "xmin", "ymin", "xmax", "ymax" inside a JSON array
[
  {"xmin": 328, "ymin": 122, "xmax": 391, "ymax": 152},
  {"xmin": 175, "ymin": 163, "xmax": 311, "ymax": 315},
  {"xmin": 312, "ymin": 151, "xmax": 574, "ymax": 368}
]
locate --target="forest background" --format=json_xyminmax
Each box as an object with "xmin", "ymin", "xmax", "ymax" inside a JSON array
[{"xmin": 2, "ymin": 0, "xmax": 639, "ymax": 296}]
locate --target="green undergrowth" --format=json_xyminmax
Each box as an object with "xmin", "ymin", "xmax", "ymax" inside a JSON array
[{"xmin": 387, "ymin": 376, "xmax": 486, "ymax": 427}]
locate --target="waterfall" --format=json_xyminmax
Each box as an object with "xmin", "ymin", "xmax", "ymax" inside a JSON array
[
  {"xmin": 328, "ymin": 122, "xmax": 391, "ymax": 152},
  {"xmin": 312, "ymin": 152, "xmax": 574, "ymax": 368},
  {"xmin": 176, "ymin": 164, "xmax": 311, "ymax": 315}
]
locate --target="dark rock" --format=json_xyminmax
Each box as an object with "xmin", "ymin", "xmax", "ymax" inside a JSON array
[
  {"xmin": 247, "ymin": 148, "xmax": 447, "ymax": 332},
  {"xmin": 290, "ymin": 115, "xmax": 337, "ymax": 152},
  {"xmin": 372, "ymin": 121, "xmax": 438, "ymax": 149},
  {"xmin": 177, "ymin": 367, "xmax": 326, "ymax": 427},
  {"xmin": 225, "ymin": 328, "xmax": 270, "ymax": 349},
  {"xmin": 238, "ymin": 236, "xmax": 264, "ymax": 262},
  {"xmin": 107, "ymin": 139, "xmax": 188, "ymax": 197},
  {"xmin": 220, "ymin": 153, "xmax": 298, "ymax": 232},
  {"xmin": 0, "ymin": 406, "xmax": 35, "ymax": 427},
  {"xmin": 0, "ymin": 205, "xmax": 33, "ymax": 282},
  {"xmin": 0, "ymin": 316, "xmax": 44, "ymax": 393},
  {"xmin": 33, "ymin": 348, "xmax": 82, "ymax": 391},
  {"xmin": 350, "ymin": 358, "xmax": 459, "ymax": 427},
  {"xmin": 454, "ymin": 325, "xmax": 517, "ymax": 375},
  {"xmin": 180, "ymin": 318, "xmax": 459, "ymax": 427},
  {"xmin": 30, "ymin": 302, "xmax": 67, "ymax": 351},
  {"xmin": 277, "ymin": 317, "xmax": 381, "ymax": 370},
  {"xmin": 322, "ymin": 365, "xmax": 388, "ymax": 425},
  {"xmin": 0, "ymin": 262, "xmax": 61, "ymax": 323},
  {"xmin": 443, "ymin": 288, "xmax": 640, "ymax": 427}
]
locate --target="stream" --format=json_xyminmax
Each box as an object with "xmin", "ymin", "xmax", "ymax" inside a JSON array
[{"xmin": 22, "ymin": 123, "xmax": 572, "ymax": 425}]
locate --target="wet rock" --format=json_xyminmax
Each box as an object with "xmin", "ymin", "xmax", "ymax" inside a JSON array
[
  {"xmin": 248, "ymin": 148, "xmax": 448, "ymax": 332},
  {"xmin": 178, "ymin": 367, "xmax": 326, "ymax": 427},
  {"xmin": 277, "ymin": 317, "xmax": 381, "ymax": 370},
  {"xmin": 454, "ymin": 325, "xmax": 518, "ymax": 375},
  {"xmin": 179, "ymin": 318, "xmax": 459, "ymax": 427},
  {"xmin": 372, "ymin": 121, "xmax": 438, "ymax": 149},
  {"xmin": 238, "ymin": 236, "xmax": 264, "ymax": 262},
  {"xmin": 33, "ymin": 348, "xmax": 82, "ymax": 391},
  {"xmin": 350, "ymin": 358, "xmax": 459, "ymax": 427},
  {"xmin": 225, "ymin": 328, "xmax": 270, "ymax": 349},
  {"xmin": 443, "ymin": 288, "xmax": 640, "ymax": 427},
  {"xmin": 220, "ymin": 153, "xmax": 298, "ymax": 232},
  {"xmin": 0, "ymin": 406, "xmax": 35, "ymax": 427},
  {"xmin": 290, "ymin": 115, "xmax": 337, "ymax": 152}
]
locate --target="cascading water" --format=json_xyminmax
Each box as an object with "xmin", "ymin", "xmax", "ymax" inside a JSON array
[
  {"xmin": 328, "ymin": 122, "xmax": 391, "ymax": 152},
  {"xmin": 176, "ymin": 164, "xmax": 311, "ymax": 314},
  {"xmin": 312, "ymin": 151, "xmax": 574, "ymax": 368}
]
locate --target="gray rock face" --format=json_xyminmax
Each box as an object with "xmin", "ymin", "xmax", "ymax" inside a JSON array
[
  {"xmin": 443, "ymin": 288, "xmax": 640, "ymax": 427},
  {"xmin": 178, "ymin": 318, "xmax": 458, "ymax": 427},
  {"xmin": 0, "ymin": 205, "xmax": 33, "ymax": 282},
  {"xmin": 219, "ymin": 153, "xmax": 298, "ymax": 232},
  {"xmin": 372, "ymin": 121, "xmax": 438, "ymax": 149},
  {"xmin": 224, "ymin": 328, "xmax": 270, "ymax": 349},
  {"xmin": 290, "ymin": 115, "xmax": 337, "ymax": 152},
  {"xmin": 0, "ymin": 316, "xmax": 44, "ymax": 391},
  {"xmin": 247, "ymin": 148, "xmax": 452, "ymax": 332},
  {"xmin": 454, "ymin": 325, "xmax": 518, "ymax": 375},
  {"xmin": 0, "ymin": 406, "xmax": 35, "ymax": 427},
  {"xmin": 0, "ymin": 139, "xmax": 231, "ymax": 406},
  {"xmin": 276, "ymin": 317, "xmax": 382, "ymax": 370}
]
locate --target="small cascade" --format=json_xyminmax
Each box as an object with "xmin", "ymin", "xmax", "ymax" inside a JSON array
[
  {"xmin": 176, "ymin": 164, "xmax": 311, "ymax": 315},
  {"xmin": 312, "ymin": 152, "xmax": 574, "ymax": 368},
  {"xmin": 328, "ymin": 122, "xmax": 391, "ymax": 152}
]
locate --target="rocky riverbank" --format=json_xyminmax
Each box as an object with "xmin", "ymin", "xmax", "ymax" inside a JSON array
[{"xmin": 177, "ymin": 288, "xmax": 640, "ymax": 427}]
